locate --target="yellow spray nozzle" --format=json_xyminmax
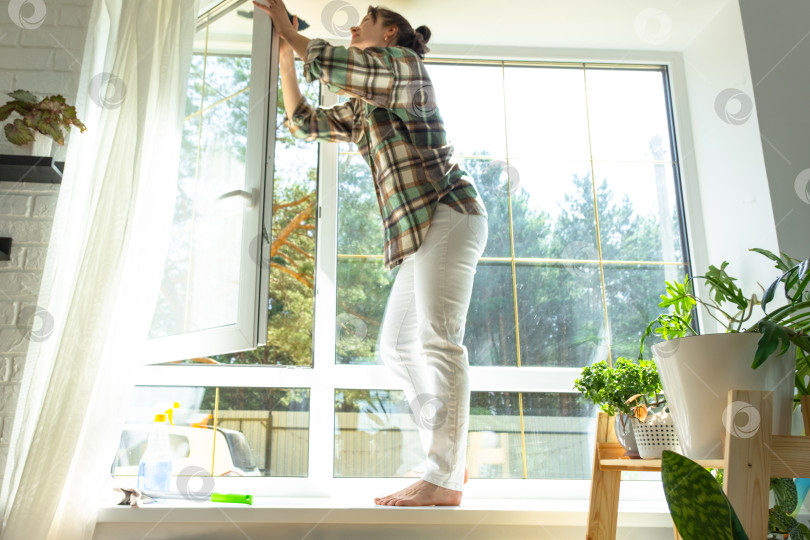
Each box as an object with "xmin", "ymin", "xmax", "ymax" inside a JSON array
[{"xmin": 164, "ymin": 402, "xmax": 180, "ymax": 425}]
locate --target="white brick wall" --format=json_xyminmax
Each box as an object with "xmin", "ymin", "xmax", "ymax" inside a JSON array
[
  {"xmin": 0, "ymin": 182, "xmax": 60, "ymax": 482},
  {"xmin": 0, "ymin": 0, "xmax": 92, "ymax": 490}
]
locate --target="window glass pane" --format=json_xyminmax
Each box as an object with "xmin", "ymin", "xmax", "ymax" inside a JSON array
[
  {"xmin": 459, "ymin": 158, "xmax": 511, "ymax": 259},
  {"xmin": 470, "ymin": 392, "xmax": 595, "ymax": 479},
  {"xmin": 508, "ymin": 159, "xmax": 597, "ymax": 260},
  {"xmin": 593, "ymin": 161, "xmax": 684, "ymax": 263},
  {"xmin": 333, "ymin": 389, "xmax": 595, "ymax": 480},
  {"xmin": 604, "ymin": 263, "xmax": 686, "ymax": 361},
  {"xmin": 258, "ymin": 59, "xmax": 321, "ymax": 367},
  {"xmin": 516, "ymin": 265, "xmax": 607, "ymax": 367},
  {"xmin": 585, "ymin": 68, "xmax": 672, "ymax": 162},
  {"xmin": 427, "ymin": 64, "xmax": 507, "ymax": 159},
  {"xmin": 112, "ymin": 386, "xmax": 310, "ymax": 479},
  {"xmin": 213, "ymin": 387, "xmax": 310, "ymax": 477},
  {"xmin": 149, "ymin": 7, "xmax": 253, "ymax": 338},
  {"xmin": 335, "ymin": 258, "xmax": 392, "ymax": 365},
  {"xmin": 154, "ymin": 55, "xmax": 320, "ymax": 366},
  {"xmin": 200, "ymin": 56, "xmax": 250, "ymax": 111},
  {"xmin": 335, "ymin": 145, "xmax": 391, "ymax": 366},
  {"xmin": 337, "ymin": 152, "xmax": 380, "ymax": 256},
  {"xmin": 466, "ymin": 263, "xmax": 517, "ymax": 367},
  {"xmin": 334, "ymin": 389, "xmax": 419, "ymax": 477},
  {"xmin": 504, "ymin": 66, "xmax": 590, "ymax": 161}
]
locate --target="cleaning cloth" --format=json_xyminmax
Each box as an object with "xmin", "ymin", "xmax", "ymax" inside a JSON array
[{"xmin": 115, "ymin": 487, "xmax": 154, "ymax": 508}]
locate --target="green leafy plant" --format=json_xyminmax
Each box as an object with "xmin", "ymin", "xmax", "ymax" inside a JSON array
[
  {"xmin": 704, "ymin": 467, "xmax": 810, "ymax": 538},
  {"xmin": 661, "ymin": 450, "xmax": 749, "ymax": 540},
  {"xmin": 764, "ymin": 478, "xmax": 810, "ymax": 540},
  {"xmin": 639, "ymin": 248, "xmax": 810, "ymax": 371},
  {"xmin": 709, "ymin": 437, "xmax": 810, "ymax": 538},
  {"xmin": 0, "ymin": 89, "xmax": 86, "ymax": 146},
  {"xmin": 769, "ymin": 478, "xmax": 807, "ymax": 539},
  {"xmin": 573, "ymin": 357, "xmax": 663, "ymax": 418}
]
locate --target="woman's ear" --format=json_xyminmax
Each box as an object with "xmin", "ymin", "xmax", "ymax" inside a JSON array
[{"xmin": 385, "ymin": 25, "xmax": 398, "ymax": 42}]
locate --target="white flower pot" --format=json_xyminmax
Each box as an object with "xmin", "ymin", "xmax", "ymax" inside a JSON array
[
  {"xmin": 3, "ymin": 131, "xmax": 53, "ymax": 157},
  {"xmin": 652, "ymin": 333, "xmax": 794, "ymax": 460}
]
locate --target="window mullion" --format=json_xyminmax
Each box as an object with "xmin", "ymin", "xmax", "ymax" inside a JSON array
[{"xmin": 309, "ymin": 86, "xmax": 342, "ymax": 485}]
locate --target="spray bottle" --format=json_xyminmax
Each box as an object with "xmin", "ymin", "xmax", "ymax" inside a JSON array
[{"xmin": 137, "ymin": 413, "xmax": 173, "ymax": 492}]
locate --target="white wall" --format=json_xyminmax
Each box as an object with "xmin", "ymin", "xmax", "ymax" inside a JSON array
[
  {"xmin": 680, "ymin": 1, "xmax": 782, "ymax": 332},
  {"xmin": 737, "ymin": 0, "xmax": 810, "ymax": 259},
  {"xmin": 0, "ymin": 0, "xmax": 91, "ymax": 484}
]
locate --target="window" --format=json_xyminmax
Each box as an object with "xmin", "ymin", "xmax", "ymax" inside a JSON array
[
  {"xmin": 332, "ymin": 61, "xmax": 688, "ymax": 484},
  {"xmin": 126, "ymin": 7, "xmax": 690, "ymax": 497},
  {"xmin": 138, "ymin": 0, "xmax": 276, "ymax": 363}
]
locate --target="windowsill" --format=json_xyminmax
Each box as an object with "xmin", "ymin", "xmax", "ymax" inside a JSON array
[
  {"xmin": 96, "ymin": 497, "xmax": 675, "ymax": 527},
  {"xmin": 93, "ymin": 496, "xmax": 679, "ymax": 540}
]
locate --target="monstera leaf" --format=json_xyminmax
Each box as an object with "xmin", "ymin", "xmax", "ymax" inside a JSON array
[{"xmin": 661, "ymin": 451, "xmax": 749, "ymax": 540}]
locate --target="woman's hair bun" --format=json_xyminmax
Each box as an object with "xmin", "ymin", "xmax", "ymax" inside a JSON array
[
  {"xmin": 415, "ymin": 25, "xmax": 431, "ymax": 44},
  {"xmin": 368, "ymin": 6, "xmax": 431, "ymax": 58}
]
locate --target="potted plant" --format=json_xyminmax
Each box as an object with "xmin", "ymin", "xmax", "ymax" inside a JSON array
[
  {"xmin": 639, "ymin": 248, "xmax": 810, "ymax": 459},
  {"xmin": 573, "ymin": 357, "xmax": 665, "ymax": 457},
  {"xmin": 665, "ymin": 452, "xmax": 810, "ymax": 539},
  {"xmin": 0, "ymin": 89, "xmax": 86, "ymax": 156}
]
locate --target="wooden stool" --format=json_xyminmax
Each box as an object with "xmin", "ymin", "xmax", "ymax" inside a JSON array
[
  {"xmin": 585, "ymin": 411, "xmax": 722, "ymax": 539},
  {"xmin": 723, "ymin": 390, "xmax": 810, "ymax": 538},
  {"xmin": 585, "ymin": 391, "xmax": 810, "ymax": 539}
]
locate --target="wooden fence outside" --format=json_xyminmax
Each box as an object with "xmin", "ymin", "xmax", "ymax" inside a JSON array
[{"xmin": 216, "ymin": 411, "xmax": 593, "ymax": 479}]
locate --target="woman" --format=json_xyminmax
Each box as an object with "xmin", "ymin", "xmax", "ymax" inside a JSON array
[{"xmin": 254, "ymin": 0, "xmax": 487, "ymax": 507}]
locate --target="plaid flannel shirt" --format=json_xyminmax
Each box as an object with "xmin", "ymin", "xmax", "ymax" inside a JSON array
[{"xmin": 285, "ymin": 38, "xmax": 487, "ymax": 269}]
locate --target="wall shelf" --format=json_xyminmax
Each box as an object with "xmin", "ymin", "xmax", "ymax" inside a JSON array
[{"xmin": 0, "ymin": 155, "xmax": 64, "ymax": 184}]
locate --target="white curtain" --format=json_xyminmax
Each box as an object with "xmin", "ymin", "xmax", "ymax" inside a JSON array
[{"xmin": 0, "ymin": 1, "xmax": 197, "ymax": 538}]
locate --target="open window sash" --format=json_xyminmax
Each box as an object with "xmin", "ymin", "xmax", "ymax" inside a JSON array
[{"xmin": 139, "ymin": 0, "xmax": 277, "ymax": 364}]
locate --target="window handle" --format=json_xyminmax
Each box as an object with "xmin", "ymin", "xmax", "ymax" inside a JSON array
[{"xmin": 217, "ymin": 188, "xmax": 259, "ymax": 208}]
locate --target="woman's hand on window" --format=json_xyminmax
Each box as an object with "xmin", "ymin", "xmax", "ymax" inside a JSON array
[{"xmin": 253, "ymin": 0, "xmax": 294, "ymax": 38}]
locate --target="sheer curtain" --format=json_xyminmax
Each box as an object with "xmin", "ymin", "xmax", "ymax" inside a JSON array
[{"xmin": 0, "ymin": 1, "xmax": 197, "ymax": 538}]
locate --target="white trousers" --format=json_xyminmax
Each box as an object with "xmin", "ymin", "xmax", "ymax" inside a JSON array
[{"xmin": 378, "ymin": 203, "xmax": 488, "ymax": 491}]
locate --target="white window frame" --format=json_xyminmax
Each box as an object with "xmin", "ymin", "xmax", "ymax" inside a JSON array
[
  {"xmin": 138, "ymin": 0, "xmax": 278, "ymax": 363},
  {"xmin": 135, "ymin": 45, "xmax": 697, "ymax": 504}
]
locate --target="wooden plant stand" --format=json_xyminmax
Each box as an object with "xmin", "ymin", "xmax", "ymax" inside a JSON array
[{"xmin": 586, "ymin": 391, "xmax": 810, "ymax": 539}]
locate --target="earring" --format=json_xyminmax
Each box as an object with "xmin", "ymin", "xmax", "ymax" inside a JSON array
[{"xmin": 384, "ymin": 36, "xmax": 388, "ymax": 41}]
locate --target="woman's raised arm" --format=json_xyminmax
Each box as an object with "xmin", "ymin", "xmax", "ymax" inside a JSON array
[{"xmin": 278, "ymin": 25, "xmax": 304, "ymax": 122}]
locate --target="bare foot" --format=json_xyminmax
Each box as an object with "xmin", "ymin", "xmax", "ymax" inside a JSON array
[{"xmin": 374, "ymin": 479, "xmax": 462, "ymax": 506}]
